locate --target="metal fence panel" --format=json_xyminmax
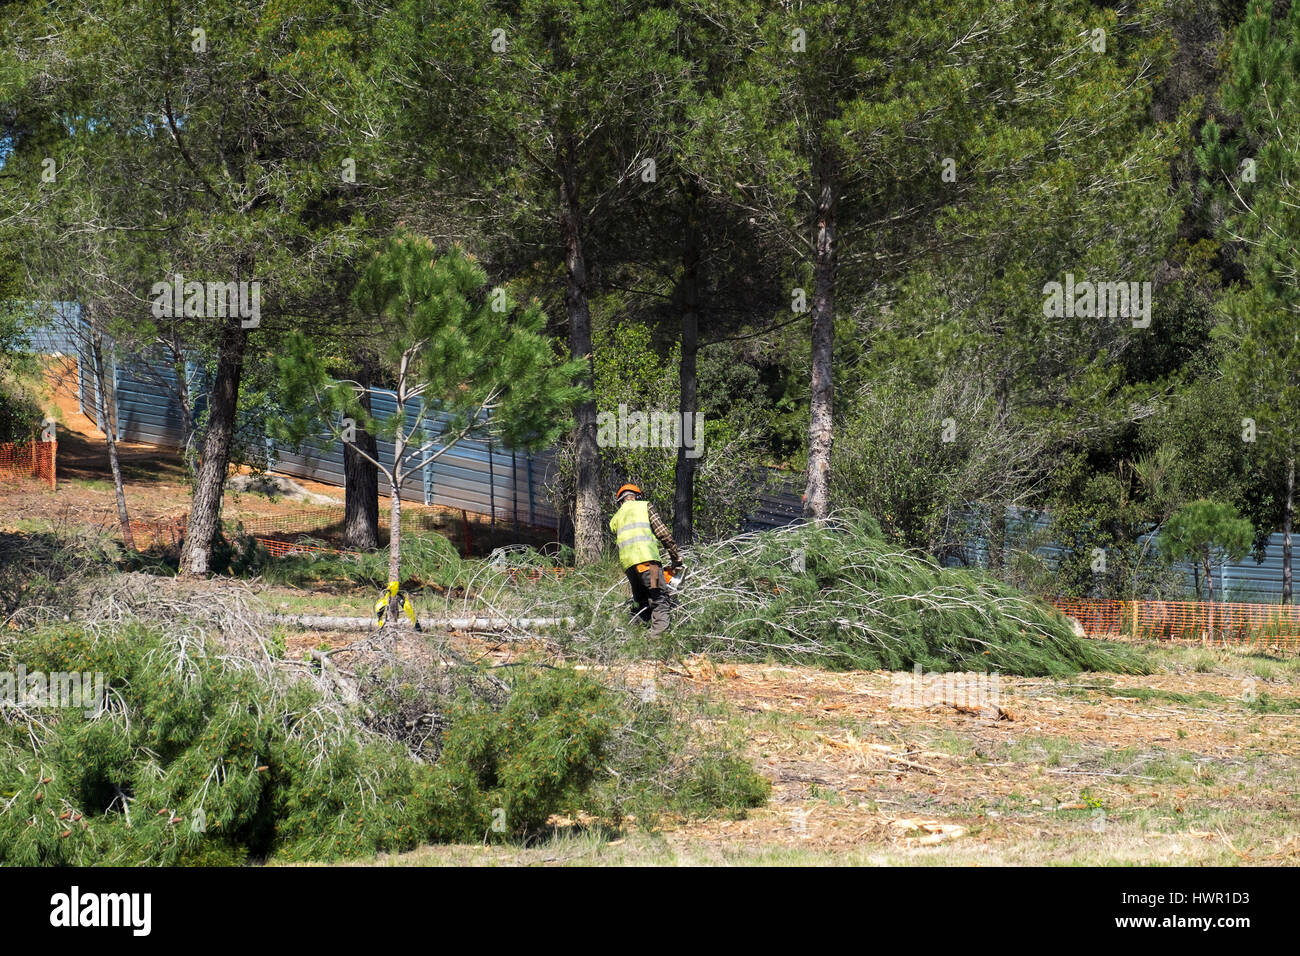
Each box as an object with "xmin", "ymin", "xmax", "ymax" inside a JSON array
[
  {"xmin": 17, "ymin": 302, "xmax": 83, "ymax": 355},
  {"xmin": 114, "ymin": 353, "xmax": 188, "ymax": 447}
]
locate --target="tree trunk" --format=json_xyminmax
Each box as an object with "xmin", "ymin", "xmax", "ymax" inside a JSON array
[
  {"xmin": 1204, "ymin": 551, "xmax": 1214, "ymax": 604},
  {"xmin": 387, "ymin": 478, "xmax": 403, "ymax": 619},
  {"xmin": 988, "ymin": 507, "xmax": 1007, "ymax": 575},
  {"xmin": 559, "ymin": 139, "xmax": 602, "ymax": 564},
  {"xmin": 987, "ymin": 382, "xmax": 1009, "ymax": 573},
  {"xmin": 169, "ymin": 338, "xmax": 198, "ymax": 477},
  {"xmin": 673, "ymin": 204, "xmax": 701, "ymax": 546},
  {"xmin": 1284, "ymin": 454, "xmax": 1294, "ymax": 604},
  {"xmin": 803, "ymin": 166, "xmax": 837, "ymax": 521},
  {"xmin": 388, "ymin": 412, "xmax": 407, "ymax": 579},
  {"xmin": 179, "ymin": 316, "xmax": 248, "ymax": 575},
  {"xmin": 343, "ymin": 352, "xmax": 379, "ymax": 550},
  {"xmin": 386, "ymin": 416, "xmax": 407, "ymax": 621},
  {"xmin": 88, "ymin": 320, "xmax": 135, "ymax": 551}
]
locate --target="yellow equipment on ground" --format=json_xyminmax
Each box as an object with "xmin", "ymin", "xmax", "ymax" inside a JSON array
[{"xmin": 375, "ymin": 581, "xmax": 421, "ymax": 630}]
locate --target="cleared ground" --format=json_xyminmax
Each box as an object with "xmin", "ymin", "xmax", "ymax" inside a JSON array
[{"xmin": 339, "ymin": 642, "xmax": 1298, "ymax": 866}]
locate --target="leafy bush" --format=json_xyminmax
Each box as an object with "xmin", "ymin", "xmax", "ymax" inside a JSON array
[
  {"xmin": 0, "ymin": 364, "xmax": 43, "ymax": 444},
  {"xmin": 0, "ymin": 621, "xmax": 766, "ymax": 864}
]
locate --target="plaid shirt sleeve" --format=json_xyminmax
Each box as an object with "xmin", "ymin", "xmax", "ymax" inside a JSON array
[{"xmin": 646, "ymin": 504, "xmax": 681, "ymax": 564}]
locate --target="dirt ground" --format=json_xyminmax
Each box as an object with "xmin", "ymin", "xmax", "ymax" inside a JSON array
[
  {"xmin": 351, "ymin": 642, "xmax": 1298, "ymax": 866},
  {"xmin": 659, "ymin": 657, "xmax": 1299, "ymax": 864},
  {"xmin": 3, "ymin": 375, "xmax": 346, "ymax": 530}
]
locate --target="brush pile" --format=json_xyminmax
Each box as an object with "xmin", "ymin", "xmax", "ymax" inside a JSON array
[{"xmin": 510, "ymin": 512, "xmax": 1147, "ymax": 676}]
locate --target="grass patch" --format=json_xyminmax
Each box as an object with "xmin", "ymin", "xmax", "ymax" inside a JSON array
[{"xmin": 1246, "ymin": 691, "xmax": 1300, "ymax": 714}]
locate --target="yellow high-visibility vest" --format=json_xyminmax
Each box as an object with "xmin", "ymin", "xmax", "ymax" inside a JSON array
[{"xmin": 609, "ymin": 499, "xmax": 660, "ymax": 570}]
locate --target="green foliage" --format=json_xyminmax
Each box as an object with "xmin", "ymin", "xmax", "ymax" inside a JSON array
[
  {"xmin": 1140, "ymin": 373, "xmax": 1276, "ymax": 554},
  {"xmin": 552, "ymin": 513, "xmax": 1148, "ymax": 676},
  {"xmin": 1023, "ymin": 453, "xmax": 1185, "ymax": 601},
  {"xmin": 1161, "ymin": 499, "xmax": 1254, "ymax": 564},
  {"xmin": 666, "ymin": 753, "xmax": 771, "ymax": 820},
  {"xmin": 277, "ymin": 236, "xmax": 584, "ymax": 460},
  {"xmin": 0, "ymin": 620, "xmax": 765, "ymax": 864},
  {"xmin": 274, "ymin": 234, "xmax": 585, "ymax": 581},
  {"xmin": 1197, "ymin": 1, "xmax": 1300, "ymax": 569},
  {"xmin": 0, "ymin": 372, "xmax": 43, "ymax": 444},
  {"xmin": 834, "ymin": 374, "xmax": 1040, "ymax": 556},
  {"xmin": 433, "ymin": 670, "xmax": 621, "ymax": 838},
  {"xmin": 568, "ymin": 319, "xmax": 762, "ymax": 540},
  {"xmin": 0, "ymin": 300, "xmax": 42, "ymax": 443},
  {"xmin": 1160, "ymin": 498, "xmax": 1254, "ymax": 598}
]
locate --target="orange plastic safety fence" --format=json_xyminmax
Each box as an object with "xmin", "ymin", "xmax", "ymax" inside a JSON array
[
  {"xmin": 1048, "ymin": 598, "xmax": 1300, "ymax": 650},
  {"xmin": 0, "ymin": 440, "xmax": 56, "ymax": 490},
  {"xmin": 1049, "ymin": 598, "xmax": 1127, "ymax": 637},
  {"xmin": 256, "ymin": 537, "xmax": 358, "ymax": 558}
]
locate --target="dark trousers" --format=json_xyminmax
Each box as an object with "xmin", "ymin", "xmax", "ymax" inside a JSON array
[{"xmin": 626, "ymin": 563, "xmax": 670, "ymax": 635}]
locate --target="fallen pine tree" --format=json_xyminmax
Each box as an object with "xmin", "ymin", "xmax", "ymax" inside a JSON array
[{"xmin": 512, "ymin": 512, "xmax": 1149, "ymax": 676}]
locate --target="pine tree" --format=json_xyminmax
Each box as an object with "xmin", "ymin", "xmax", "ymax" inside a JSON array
[
  {"xmin": 1199, "ymin": 0, "xmax": 1300, "ymax": 602},
  {"xmin": 275, "ymin": 234, "xmax": 585, "ymax": 599}
]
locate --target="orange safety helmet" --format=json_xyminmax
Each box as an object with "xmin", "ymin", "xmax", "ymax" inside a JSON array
[{"xmin": 615, "ymin": 483, "xmax": 642, "ymax": 501}]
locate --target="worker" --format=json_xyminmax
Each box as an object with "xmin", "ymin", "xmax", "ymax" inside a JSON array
[
  {"xmin": 374, "ymin": 581, "xmax": 422, "ymax": 631},
  {"xmin": 609, "ymin": 483, "xmax": 682, "ymax": 635}
]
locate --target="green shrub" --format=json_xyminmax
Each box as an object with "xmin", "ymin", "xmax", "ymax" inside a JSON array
[
  {"xmin": 433, "ymin": 670, "xmax": 622, "ymax": 839},
  {"xmin": 0, "ymin": 622, "xmax": 765, "ymax": 864},
  {"xmin": 0, "ymin": 369, "xmax": 42, "ymax": 444}
]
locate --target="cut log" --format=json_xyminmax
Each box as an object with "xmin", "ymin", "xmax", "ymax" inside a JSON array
[{"xmin": 268, "ymin": 614, "xmax": 574, "ymax": 634}]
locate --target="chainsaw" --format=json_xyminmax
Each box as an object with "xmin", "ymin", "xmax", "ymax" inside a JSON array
[
  {"xmin": 662, "ymin": 562, "xmax": 687, "ymax": 596},
  {"xmin": 619, "ymin": 562, "xmax": 687, "ymax": 628}
]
